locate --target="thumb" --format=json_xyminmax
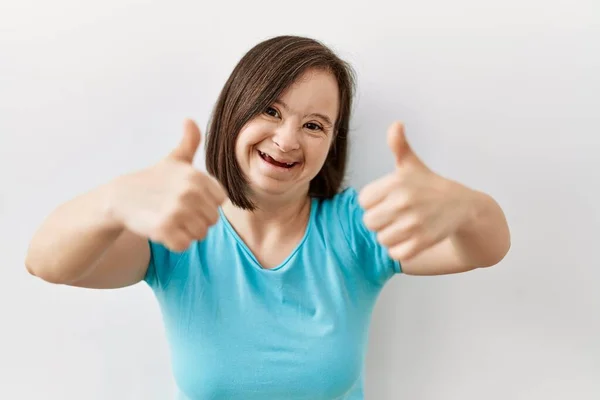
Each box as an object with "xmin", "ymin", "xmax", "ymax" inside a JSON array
[
  {"xmin": 387, "ymin": 121, "xmax": 423, "ymax": 169},
  {"xmin": 168, "ymin": 119, "xmax": 202, "ymax": 163}
]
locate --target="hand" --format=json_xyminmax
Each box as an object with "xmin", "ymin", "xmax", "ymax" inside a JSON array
[
  {"xmin": 358, "ymin": 122, "xmax": 475, "ymax": 261},
  {"xmin": 109, "ymin": 119, "xmax": 227, "ymax": 252}
]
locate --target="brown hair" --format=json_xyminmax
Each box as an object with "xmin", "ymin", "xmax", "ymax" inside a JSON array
[{"xmin": 205, "ymin": 35, "xmax": 356, "ymax": 210}]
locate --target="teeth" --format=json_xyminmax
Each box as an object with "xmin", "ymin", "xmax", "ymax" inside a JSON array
[{"xmin": 259, "ymin": 150, "xmax": 296, "ymax": 166}]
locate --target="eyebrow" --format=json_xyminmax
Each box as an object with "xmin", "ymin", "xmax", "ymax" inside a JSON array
[{"xmin": 274, "ymin": 100, "xmax": 334, "ymax": 127}]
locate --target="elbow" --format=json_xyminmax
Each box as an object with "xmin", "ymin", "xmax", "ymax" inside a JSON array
[
  {"xmin": 25, "ymin": 262, "xmax": 59, "ymax": 284},
  {"xmin": 494, "ymin": 232, "xmax": 512, "ymax": 266},
  {"xmin": 24, "ymin": 254, "xmax": 70, "ymax": 285},
  {"xmin": 479, "ymin": 237, "xmax": 511, "ymax": 269}
]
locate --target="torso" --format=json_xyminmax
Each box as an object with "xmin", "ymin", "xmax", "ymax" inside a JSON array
[
  {"xmin": 252, "ymin": 241, "xmax": 300, "ymax": 269},
  {"xmin": 222, "ymin": 197, "xmax": 312, "ymax": 270},
  {"xmin": 144, "ymin": 188, "xmax": 401, "ymax": 400}
]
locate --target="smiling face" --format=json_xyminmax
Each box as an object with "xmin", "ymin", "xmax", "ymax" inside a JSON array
[
  {"xmin": 205, "ymin": 36, "xmax": 356, "ymax": 210},
  {"xmin": 234, "ymin": 68, "xmax": 340, "ymax": 201}
]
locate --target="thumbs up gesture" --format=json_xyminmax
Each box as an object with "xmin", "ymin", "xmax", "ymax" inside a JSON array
[
  {"xmin": 358, "ymin": 122, "xmax": 474, "ymax": 262},
  {"xmin": 109, "ymin": 119, "xmax": 227, "ymax": 252}
]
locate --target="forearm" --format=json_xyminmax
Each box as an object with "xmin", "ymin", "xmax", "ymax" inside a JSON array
[
  {"xmin": 451, "ymin": 189, "xmax": 511, "ymax": 267},
  {"xmin": 25, "ymin": 182, "xmax": 124, "ymax": 283}
]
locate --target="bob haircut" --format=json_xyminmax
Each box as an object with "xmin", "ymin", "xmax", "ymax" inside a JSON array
[{"xmin": 205, "ymin": 35, "xmax": 356, "ymax": 210}]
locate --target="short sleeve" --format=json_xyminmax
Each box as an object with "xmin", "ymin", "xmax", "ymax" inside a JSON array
[
  {"xmin": 144, "ymin": 239, "xmax": 183, "ymax": 290},
  {"xmin": 335, "ymin": 187, "xmax": 402, "ymax": 286}
]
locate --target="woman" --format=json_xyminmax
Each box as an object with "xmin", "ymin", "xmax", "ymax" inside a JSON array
[{"xmin": 25, "ymin": 35, "xmax": 510, "ymax": 399}]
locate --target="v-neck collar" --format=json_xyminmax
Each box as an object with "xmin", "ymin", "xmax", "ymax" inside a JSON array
[{"xmin": 218, "ymin": 197, "xmax": 318, "ymax": 272}]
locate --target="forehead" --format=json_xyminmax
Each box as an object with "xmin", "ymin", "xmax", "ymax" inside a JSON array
[{"xmin": 279, "ymin": 69, "xmax": 339, "ymax": 118}]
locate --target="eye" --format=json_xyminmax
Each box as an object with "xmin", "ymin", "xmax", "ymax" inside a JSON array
[
  {"xmin": 264, "ymin": 107, "xmax": 280, "ymax": 118},
  {"xmin": 304, "ymin": 122, "xmax": 323, "ymax": 132}
]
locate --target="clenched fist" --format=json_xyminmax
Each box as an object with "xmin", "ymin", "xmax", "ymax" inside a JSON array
[
  {"xmin": 108, "ymin": 119, "xmax": 227, "ymax": 251},
  {"xmin": 359, "ymin": 122, "xmax": 475, "ymax": 262}
]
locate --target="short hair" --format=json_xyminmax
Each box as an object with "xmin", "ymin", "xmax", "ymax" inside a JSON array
[{"xmin": 205, "ymin": 35, "xmax": 356, "ymax": 210}]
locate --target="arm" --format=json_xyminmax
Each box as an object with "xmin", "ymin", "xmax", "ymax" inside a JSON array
[
  {"xmin": 25, "ymin": 119, "xmax": 227, "ymax": 289},
  {"xmin": 359, "ymin": 122, "xmax": 511, "ymax": 277},
  {"xmin": 400, "ymin": 189, "xmax": 510, "ymax": 276},
  {"xmin": 25, "ymin": 181, "xmax": 150, "ymax": 289}
]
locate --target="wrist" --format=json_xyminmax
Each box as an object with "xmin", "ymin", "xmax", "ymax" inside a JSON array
[
  {"xmin": 98, "ymin": 177, "xmax": 128, "ymax": 232},
  {"xmin": 456, "ymin": 187, "xmax": 488, "ymax": 234}
]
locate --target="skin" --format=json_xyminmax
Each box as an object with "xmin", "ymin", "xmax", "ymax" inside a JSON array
[
  {"xmin": 220, "ymin": 68, "xmax": 339, "ymax": 269},
  {"xmin": 359, "ymin": 122, "xmax": 511, "ymax": 274},
  {"xmin": 24, "ymin": 120, "xmax": 226, "ymax": 288},
  {"xmin": 224, "ymin": 67, "xmax": 511, "ymax": 274},
  {"xmin": 25, "ymin": 67, "xmax": 510, "ymax": 289}
]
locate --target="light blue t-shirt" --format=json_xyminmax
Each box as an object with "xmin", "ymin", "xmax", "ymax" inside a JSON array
[{"xmin": 144, "ymin": 187, "xmax": 402, "ymax": 399}]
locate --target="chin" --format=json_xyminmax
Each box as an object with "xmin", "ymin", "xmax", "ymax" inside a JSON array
[
  {"xmin": 248, "ymin": 174, "xmax": 310, "ymax": 199},
  {"xmin": 240, "ymin": 151, "xmax": 316, "ymax": 198},
  {"xmin": 250, "ymin": 176, "xmax": 294, "ymax": 195}
]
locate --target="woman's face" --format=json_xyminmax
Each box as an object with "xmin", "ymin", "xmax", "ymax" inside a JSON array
[{"xmin": 235, "ymin": 68, "xmax": 339, "ymax": 200}]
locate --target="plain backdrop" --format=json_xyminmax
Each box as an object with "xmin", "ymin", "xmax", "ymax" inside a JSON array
[{"xmin": 1, "ymin": 0, "xmax": 598, "ymax": 399}]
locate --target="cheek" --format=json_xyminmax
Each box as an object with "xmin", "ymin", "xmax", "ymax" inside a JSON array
[
  {"xmin": 235, "ymin": 128, "xmax": 256, "ymax": 160},
  {"xmin": 233, "ymin": 138, "xmax": 244, "ymax": 163},
  {"xmin": 306, "ymin": 138, "xmax": 333, "ymax": 168},
  {"xmin": 237, "ymin": 123, "xmax": 268, "ymax": 153}
]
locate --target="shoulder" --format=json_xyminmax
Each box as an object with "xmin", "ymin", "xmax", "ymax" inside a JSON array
[
  {"xmin": 315, "ymin": 186, "xmax": 363, "ymax": 218},
  {"xmin": 313, "ymin": 186, "xmax": 368, "ymax": 237},
  {"xmin": 313, "ymin": 186, "xmax": 402, "ymax": 284},
  {"xmin": 144, "ymin": 219, "xmax": 228, "ymax": 290},
  {"xmin": 311, "ymin": 186, "xmax": 367, "ymax": 254},
  {"xmin": 144, "ymin": 239, "xmax": 190, "ymax": 290}
]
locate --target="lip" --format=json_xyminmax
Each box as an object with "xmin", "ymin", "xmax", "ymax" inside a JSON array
[
  {"xmin": 256, "ymin": 150, "xmax": 301, "ymax": 172},
  {"xmin": 257, "ymin": 150, "xmax": 299, "ymax": 165}
]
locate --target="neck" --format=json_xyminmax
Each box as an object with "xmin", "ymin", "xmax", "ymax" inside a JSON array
[{"xmin": 221, "ymin": 192, "xmax": 312, "ymax": 241}]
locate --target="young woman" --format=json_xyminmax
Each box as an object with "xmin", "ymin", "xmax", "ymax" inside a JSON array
[{"xmin": 25, "ymin": 35, "xmax": 510, "ymax": 399}]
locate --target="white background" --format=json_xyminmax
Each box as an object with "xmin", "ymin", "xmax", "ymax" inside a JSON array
[{"xmin": 1, "ymin": 0, "xmax": 598, "ymax": 399}]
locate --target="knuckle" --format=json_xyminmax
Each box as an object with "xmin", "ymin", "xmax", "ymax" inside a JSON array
[
  {"xmin": 391, "ymin": 200, "xmax": 406, "ymax": 214},
  {"xmin": 169, "ymin": 240, "xmax": 188, "ymax": 252},
  {"xmin": 172, "ymin": 234, "xmax": 191, "ymax": 252},
  {"xmin": 411, "ymin": 236, "xmax": 425, "ymax": 250},
  {"xmin": 357, "ymin": 191, "xmax": 369, "ymax": 208},
  {"xmin": 362, "ymin": 214, "xmax": 374, "ymax": 230},
  {"xmin": 407, "ymin": 213, "xmax": 424, "ymax": 230},
  {"xmin": 207, "ymin": 209, "xmax": 219, "ymax": 225},
  {"xmin": 401, "ymin": 190, "xmax": 417, "ymax": 205},
  {"xmin": 175, "ymin": 186, "xmax": 194, "ymax": 203},
  {"xmin": 151, "ymin": 221, "xmax": 173, "ymax": 242},
  {"xmin": 420, "ymin": 230, "xmax": 436, "ymax": 247},
  {"xmin": 212, "ymin": 182, "xmax": 228, "ymax": 202},
  {"xmin": 183, "ymin": 167, "xmax": 200, "ymax": 182},
  {"xmin": 376, "ymin": 231, "xmax": 389, "ymax": 245},
  {"xmin": 177, "ymin": 172, "xmax": 199, "ymax": 194},
  {"xmin": 152, "ymin": 219, "xmax": 170, "ymax": 236},
  {"xmin": 218, "ymin": 189, "xmax": 228, "ymax": 203},
  {"xmin": 197, "ymin": 224, "xmax": 208, "ymax": 238},
  {"xmin": 398, "ymin": 192, "xmax": 414, "ymax": 209},
  {"xmin": 389, "ymin": 246, "xmax": 404, "ymax": 260},
  {"xmin": 411, "ymin": 236, "xmax": 427, "ymax": 253},
  {"xmin": 148, "ymin": 230, "xmax": 163, "ymax": 243},
  {"xmin": 168, "ymin": 197, "xmax": 188, "ymax": 217}
]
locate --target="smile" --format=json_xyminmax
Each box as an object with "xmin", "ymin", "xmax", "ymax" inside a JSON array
[{"xmin": 258, "ymin": 150, "xmax": 299, "ymax": 169}]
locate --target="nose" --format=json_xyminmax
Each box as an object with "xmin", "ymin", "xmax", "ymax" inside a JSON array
[{"xmin": 272, "ymin": 123, "xmax": 300, "ymax": 152}]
